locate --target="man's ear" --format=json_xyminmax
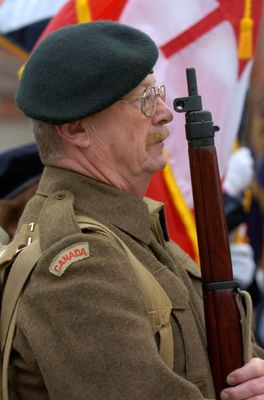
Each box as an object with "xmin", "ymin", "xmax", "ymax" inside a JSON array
[{"xmin": 56, "ymin": 120, "xmax": 90, "ymax": 148}]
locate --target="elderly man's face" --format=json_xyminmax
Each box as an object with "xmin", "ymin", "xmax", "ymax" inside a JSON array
[{"xmin": 82, "ymin": 74, "xmax": 173, "ymax": 188}]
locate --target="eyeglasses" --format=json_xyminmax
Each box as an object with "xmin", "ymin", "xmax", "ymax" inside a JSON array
[{"xmin": 122, "ymin": 85, "xmax": 166, "ymax": 117}]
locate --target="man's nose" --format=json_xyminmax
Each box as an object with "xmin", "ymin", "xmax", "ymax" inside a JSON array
[{"xmin": 152, "ymin": 97, "xmax": 173, "ymax": 125}]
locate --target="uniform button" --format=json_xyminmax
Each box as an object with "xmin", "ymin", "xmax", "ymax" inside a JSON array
[{"xmin": 55, "ymin": 193, "xmax": 65, "ymax": 200}]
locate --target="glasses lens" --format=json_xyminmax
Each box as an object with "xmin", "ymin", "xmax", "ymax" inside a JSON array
[
  {"xmin": 160, "ymin": 85, "xmax": 166, "ymax": 101},
  {"xmin": 144, "ymin": 87, "xmax": 156, "ymax": 117},
  {"xmin": 142, "ymin": 86, "xmax": 166, "ymax": 117}
]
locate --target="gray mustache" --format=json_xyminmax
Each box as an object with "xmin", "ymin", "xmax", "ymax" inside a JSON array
[{"xmin": 146, "ymin": 128, "xmax": 169, "ymax": 146}]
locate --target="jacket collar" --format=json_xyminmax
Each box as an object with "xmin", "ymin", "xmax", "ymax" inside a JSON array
[{"xmin": 36, "ymin": 166, "xmax": 168, "ymax": 246}]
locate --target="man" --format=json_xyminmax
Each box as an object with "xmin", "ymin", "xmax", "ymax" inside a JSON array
[{"xmin": 5, "ymin": 21, "xmax": 264, "ymax": 399}]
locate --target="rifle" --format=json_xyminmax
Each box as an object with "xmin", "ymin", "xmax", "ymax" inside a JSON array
[{"xmin": 173, "ymin": 68, "xmax": 244, "ymax": 399}]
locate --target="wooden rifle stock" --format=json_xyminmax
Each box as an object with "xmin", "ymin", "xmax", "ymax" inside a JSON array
[{"xmin": 174, "ymin": 68, "xmax": 244, "ymax": 399}]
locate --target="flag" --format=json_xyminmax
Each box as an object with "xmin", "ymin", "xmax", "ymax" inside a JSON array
[
  {"xmin": 34, "ymin": 0, "xmax": 128, "ymax": 47},
  {"xmin": 21, "ymin": 0, "xmax": 264, "ymax": 261},
  {"xmin": 0, "ymin": 0, "xmax": 68, "ymax": 54}
]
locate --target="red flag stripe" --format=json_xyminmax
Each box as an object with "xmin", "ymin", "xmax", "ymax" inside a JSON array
[
  {"xmin": 89, "ymin": 0, "xmax": 128, "ymax": 20},
  {"xmin": 36, "ymin": 0, "xmax": 128, "ymax": 47},
  {"xmin": 161, "ymin": 7, "xmax": 224, "ymax": 58}
]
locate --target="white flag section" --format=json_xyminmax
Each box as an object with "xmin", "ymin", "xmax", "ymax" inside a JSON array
[
  {"xmin": 0, "ymin": 0, "xmax": 68, "ymax": 33},
  {"xmin": 120, "ymin": 0, "xmax": 252, "ymax": 207}
]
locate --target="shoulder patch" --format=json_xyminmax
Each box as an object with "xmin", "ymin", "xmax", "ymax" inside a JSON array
[{"xmin": 49, "ymin": 242, "xmax": 90, "ymax": 277}]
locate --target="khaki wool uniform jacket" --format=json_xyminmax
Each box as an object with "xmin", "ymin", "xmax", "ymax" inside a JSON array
[{"xmin": 8, "ymin": 166, "xmax": 264, "ymax": 399}]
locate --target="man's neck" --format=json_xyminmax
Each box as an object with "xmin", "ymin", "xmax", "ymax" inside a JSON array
[{"xmin": 50, "ymin": 158, "xmax": 151, "ymax": 199}]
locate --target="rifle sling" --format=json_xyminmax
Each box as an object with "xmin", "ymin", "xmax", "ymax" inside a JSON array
[{"xmin": 204, "ymin": 280, "xmax": 240, "ymax": 292}]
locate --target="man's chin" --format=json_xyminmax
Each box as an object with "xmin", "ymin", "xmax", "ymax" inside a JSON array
[
  {"xmin": 159, "ymin": 159, "xmax": 168, "ymax": 171},
  {"xmin": 150, "ymin": 156, "xmax": 167, "ymax": 173}
]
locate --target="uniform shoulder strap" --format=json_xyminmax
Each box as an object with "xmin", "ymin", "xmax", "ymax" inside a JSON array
[
  {"xmin": 0, "ymin": 239, "xmax": 41, "ymax": 400},
  {"xmin": 77, "ymin": 215, "xmax": 174, "ymax": 369}
]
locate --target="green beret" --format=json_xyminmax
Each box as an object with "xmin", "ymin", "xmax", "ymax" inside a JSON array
[{"xmin": 16, "ymin": 21, "xmax": 158, "ymax": 124}]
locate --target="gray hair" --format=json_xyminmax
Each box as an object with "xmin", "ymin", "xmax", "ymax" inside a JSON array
[{"xmin": 31, "ymin": 119, "xmax": 64, "ymax": 164}]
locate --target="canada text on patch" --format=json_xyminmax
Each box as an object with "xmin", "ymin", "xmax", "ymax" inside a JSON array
[{"xmin": 49, "ymin": 242, "xmax": 90, "ymax": 277}]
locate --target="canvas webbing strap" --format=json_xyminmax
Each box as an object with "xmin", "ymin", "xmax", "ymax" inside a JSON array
[
  {"xmin": 1, "ymin": 239, "xmax": 41, "ymax": 400},
  {"xmin": 77, "ymin": 215, "xmax": 174, "ymax": 369},
  {"xmin": 0, "ymin": 223, "xmax": 39, "ymax": 269}
]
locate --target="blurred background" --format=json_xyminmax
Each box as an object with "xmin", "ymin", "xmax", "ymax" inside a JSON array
[{"xmin": 0, "ymin": 45, "xmax": 33, "ymax": 150}]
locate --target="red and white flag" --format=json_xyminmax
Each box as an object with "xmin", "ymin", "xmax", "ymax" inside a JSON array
[
  {"xmin": 0, "ymin": 0, "xmax": 67, "ymax": 34},
  {"xmin": 0, "ymin": 0, "xmax": 68, "ymax": 53}
]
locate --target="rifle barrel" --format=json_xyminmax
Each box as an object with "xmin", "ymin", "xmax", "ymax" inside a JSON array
[{"xmin": 174, "ymin": 68, "xmax": 244, "ymax": 399}]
